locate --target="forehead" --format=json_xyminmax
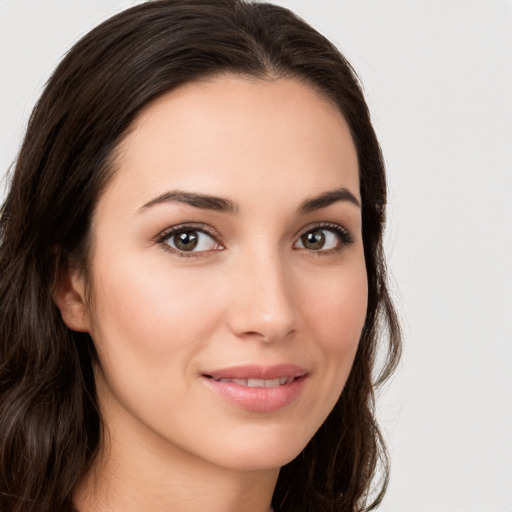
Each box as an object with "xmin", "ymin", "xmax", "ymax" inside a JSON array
[{"xmin": 104, "ymin": 75, "xmax": 359, "ymax": 212}]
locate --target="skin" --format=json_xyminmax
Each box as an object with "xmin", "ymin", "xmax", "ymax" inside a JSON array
[{"xmin": 55, "ymin": 75, "xmax": 367, "ymax": 512}]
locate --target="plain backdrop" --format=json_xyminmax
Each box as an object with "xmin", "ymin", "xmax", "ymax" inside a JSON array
[{"xmin": 1, "ymin": 1, "xmax": 511, "ymax": 511}]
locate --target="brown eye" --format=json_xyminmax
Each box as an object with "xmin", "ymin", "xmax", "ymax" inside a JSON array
[
  {"xmin": 173, "ymin": 230, "xmax": 199, "ymax": 251},
  {"xmin": 295, "ymin": 225, "xmax": 353, "ymax": 252},
  {"xmin": 162, "ymin": 228, "xmax": 221, "ymax": 253},
  {"xmin": 300, "ymin": 229, "xmax": 326, "ymax": 250}
]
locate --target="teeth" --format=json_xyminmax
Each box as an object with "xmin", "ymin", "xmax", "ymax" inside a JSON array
[
  {"xmin": 214, "ymin": 377, "xmax": 294, "ymax": 387},
  {"xmin": 247, "ymin": 378, "xmax": 264, "ymax": 387}
]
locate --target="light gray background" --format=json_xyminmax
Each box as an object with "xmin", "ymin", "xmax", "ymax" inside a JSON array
[{"xmin": 1, "ymin": 1, "xmax": 511, "ymax": 511}]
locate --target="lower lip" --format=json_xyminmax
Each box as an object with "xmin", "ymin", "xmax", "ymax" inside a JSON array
[{"xmin": 201, "ymin": 376, "xmax": 307, "ymax": 413}]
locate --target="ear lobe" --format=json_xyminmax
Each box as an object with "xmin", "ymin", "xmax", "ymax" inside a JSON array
[{"xmin": 52, "ymin": 264, "xmax": 91, "ymax": 333}]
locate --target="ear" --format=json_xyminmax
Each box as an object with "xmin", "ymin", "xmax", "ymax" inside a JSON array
[{"xmin": 52, "ymin": 263, "xmax": 91, "ymax": 333}]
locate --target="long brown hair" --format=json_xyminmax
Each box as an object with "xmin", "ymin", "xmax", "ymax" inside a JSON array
[{"xmin": 0, "ymin": 1, "xmax": 401, "ymax": 511}]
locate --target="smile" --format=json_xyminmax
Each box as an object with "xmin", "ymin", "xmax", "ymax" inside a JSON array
[
  {"xmin": 202, "ymin": 364, "xmax": 308, "ymax": 412},
  {"xmin": 212, "ymin": 376, "xmax": 296, "ymax": 387}
]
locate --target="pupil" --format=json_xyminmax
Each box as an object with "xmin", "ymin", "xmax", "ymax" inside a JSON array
[
  {"xmin": 174, "ymin": 230, "xmax": 198, "ymax": 251},
  {"xmin": 303, "ymin": 230, "xmax": 325, "ymax": 250}
]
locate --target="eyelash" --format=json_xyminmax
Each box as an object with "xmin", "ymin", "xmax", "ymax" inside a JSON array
[
  {"xmin": 154, "ymin": 222, "xmax": 354, "ymax": 258},
  {"xmin": 155, "ymin": 223, "xmax": 221, "ymax": 258},
  {"xmin": 294, "ymin": 222, "xmax": 355, "ymax": 255}
]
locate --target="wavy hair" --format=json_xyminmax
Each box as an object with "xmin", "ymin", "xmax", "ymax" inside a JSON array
[{"xmin": 0, "ymin": 1, "xmax": 401, "ymax": 511}]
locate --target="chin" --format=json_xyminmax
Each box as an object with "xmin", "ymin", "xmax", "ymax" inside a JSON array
[{"xmin": 196, "ymin": 422, "xmax": 315, "ymax": 472}]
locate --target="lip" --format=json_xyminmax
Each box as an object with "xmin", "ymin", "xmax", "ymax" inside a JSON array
[
  {"xmin": 201, "ymin": 364, "xmax": 308, "ymax": 413},
  {"xmin": 203, "ymin": 364, "xmax": 308, "ymax": 381}
]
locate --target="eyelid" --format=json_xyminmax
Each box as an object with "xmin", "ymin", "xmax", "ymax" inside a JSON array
[
  {"xmin": 293, "ymin": 221, "xmax": 355, "ymax": 252},
  {"xmin": 154, "ymin": 223, "xmax": 224, "ymax": 257},
  {"xmin": 154, "ymin": 220, "xmax": 354, "ymax": 258}
]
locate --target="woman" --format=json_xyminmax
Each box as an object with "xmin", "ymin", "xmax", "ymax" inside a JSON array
[{"xmin": 0, "ymin": 1, "xmax": 401, "ymax": 511}]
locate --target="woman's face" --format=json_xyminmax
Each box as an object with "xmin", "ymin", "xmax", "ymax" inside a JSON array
[{"xmin": 72, "ymin": 75, "xmax": 367, "ymax": 471}]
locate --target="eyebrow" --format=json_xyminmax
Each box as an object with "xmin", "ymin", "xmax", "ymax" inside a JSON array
[
  {"xmin": 137, "ymin": 190, "xmax": 238, "ymax": 214},
  {"xmin": 137, "ymin": 186, "xmax": 360, "ymax": 215},
  {"xmin": 297, "ymin": 187, "xmax": 361, "ymax": 214}
]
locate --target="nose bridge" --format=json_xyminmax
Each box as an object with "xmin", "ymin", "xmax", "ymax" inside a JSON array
[{"xmin": 228, "ymin": 241, "xmax": 296, "ymax": 342}]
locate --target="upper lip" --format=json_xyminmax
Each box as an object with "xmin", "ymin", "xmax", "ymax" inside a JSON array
[{"xmin": 203, "ymin": 364, "xmax": 308, "ymax": 380}]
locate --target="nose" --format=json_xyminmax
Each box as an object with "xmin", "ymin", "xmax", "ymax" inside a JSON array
[{"xmin": 226, "ymin": 248, "xmax": 297, "ymax": 343}]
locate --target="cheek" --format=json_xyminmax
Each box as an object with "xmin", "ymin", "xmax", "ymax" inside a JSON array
[
  {"xmin": 298, "ymin": 256, "xmax": 368, "ymax": 400},
  {"xmin": 85, "ymin": 253, "xmax": 228, "ymax": 442},
  {"xmin": 87, "ymin": 252, "xmax": 223, "ymax": 376},
  {"xmin": 301, "ymin": 260, "xmax": 368, "ymax": 349}
]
